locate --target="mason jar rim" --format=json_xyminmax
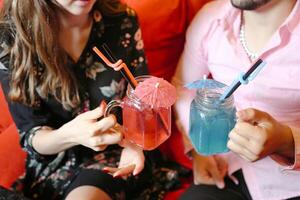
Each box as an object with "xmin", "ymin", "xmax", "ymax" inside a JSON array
[
  {"xmin": 195, "ymin": 87, "xmax": 234, "ymax": 109},
  {"xmin": 126, "ymin": 75, "xmax": 154, "ymax": 106}
]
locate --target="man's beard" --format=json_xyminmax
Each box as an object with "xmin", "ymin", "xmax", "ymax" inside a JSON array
[{"xmin": 231, "ymin": 0, "xmax": 272, "ymax": 10}]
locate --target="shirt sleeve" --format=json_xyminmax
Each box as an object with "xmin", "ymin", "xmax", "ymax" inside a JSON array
[
  {"xmin": 271, "ymin": 126, "xmax": 300, "ymax": 170},
  {"xmin": 172, "ymin": 7, "xmax": 211, "ymax": 154},
  {"xmin": 0, "ymin": 59, "xmax": 57, "ymax": 162}
]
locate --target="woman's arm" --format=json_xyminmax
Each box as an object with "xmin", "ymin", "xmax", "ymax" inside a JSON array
[{"xmin": 32, "ymin": 104, "xmax": 121, "ymax": 155}]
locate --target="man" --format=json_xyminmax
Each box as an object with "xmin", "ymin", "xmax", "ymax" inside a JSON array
[{"xmin": 173, "ymin": 0, "xmax": 300, "ymax": 199}]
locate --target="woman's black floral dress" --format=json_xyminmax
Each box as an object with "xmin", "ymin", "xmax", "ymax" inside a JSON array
[{"xmin": 0, "ymin": 9, "xmax": 190, "ymax": 200}]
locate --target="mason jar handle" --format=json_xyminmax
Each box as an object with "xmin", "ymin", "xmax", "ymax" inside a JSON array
[{"xmin": 104, "ymin": 100, "xmax": 123, "ymax": 117}]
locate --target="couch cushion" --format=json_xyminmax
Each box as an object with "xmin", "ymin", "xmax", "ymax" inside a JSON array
[
  {"xmin": 0, "ymin": 85, "xmax": 13, "ymax": 133},
  {"xmin": 0, "ymin": 86, "xmax": 26, "ymax": 188},
  {"xmin": 0, "ymin": 124, "xmax": 26, "ymax": 188}
]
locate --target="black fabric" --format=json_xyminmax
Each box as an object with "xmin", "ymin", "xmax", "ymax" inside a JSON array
[
  {"xmin": 64, "ymin": 169, "xmax": 126, "ymax": 199},
  {"xmin": 179, "ymin": 169, "xmax": 300, "ymax": 200},
  {"xmin": 179, "ymin": 170, "xmax": 252, "ymax": 200},
  {"xmin": 0, "ymin": 186, "xmax": 30, "ymax": 200}
]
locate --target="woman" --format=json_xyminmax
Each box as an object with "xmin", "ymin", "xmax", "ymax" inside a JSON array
[{"xmin": 0, "ymin": 0, "xmax": 167, "ymax": 199}]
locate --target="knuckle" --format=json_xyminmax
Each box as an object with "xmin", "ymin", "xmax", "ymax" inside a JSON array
[
  {"xmin": 247, "ymin": 108, "xmax": 256, "ymax": 118},
  {"xmin": 88, "ymin": 129, "xmax": 96, "ymax": 136},
  {"xmin": 227, "ymin": 140, "xmax": 234, "ymax": 150},
  {"xmin": 89, "ymin": 138, "xmax": 98, "ymax": 147},
  {"xmin": 250, "ymin": 144, "xmax": 262, "ymax": 155},
  {"xmin": 228, "ymin": 130, "xmax": 235, "ymax": 139},
  {"xmin": 96, "ymin": 136, "xmax": 103, "ymax": 145},
  {"xmin": 252, "ymin": 155, "xmax": 259, "ymax": 161}
]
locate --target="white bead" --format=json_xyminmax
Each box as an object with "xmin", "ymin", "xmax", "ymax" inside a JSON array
[{"xmin": 239, "ymin": 25, "xmax": 259, "ymax": 61}]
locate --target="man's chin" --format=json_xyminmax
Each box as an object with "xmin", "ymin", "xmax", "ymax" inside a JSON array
[{"xmin": 230, "ymin": 0, "xmax": 271, "ymax": 10}]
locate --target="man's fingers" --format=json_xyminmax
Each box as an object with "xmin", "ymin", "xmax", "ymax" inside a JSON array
[
  {"xmin": 237, "ymin": 108, "xmax": 271, "ymax": 124},
  {"xmin": 227, "ymin": 139, "xmax": 258, "ymax": 162},
  {"xmin": 193, "ymin": 172, "xmax": 214, "ymax": 185},
  {"xmin": 229, "ymin": 130, "xmax": 262, "ymax": 156},
  {"xmin": 209, "ymin": 163, "xmax": 225, "ymax": 189},
  {"xmin": 214, "ymin": 155, "xmax": 228, "ymax": 177},
  {"xmin": 234, "ymin": 122, "xmax": 264, "ymax": 142}
]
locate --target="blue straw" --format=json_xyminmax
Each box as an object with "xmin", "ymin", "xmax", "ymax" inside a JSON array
[{"xmin": 219, "ymin": 59, "xmax": 267, "ymax": 101}]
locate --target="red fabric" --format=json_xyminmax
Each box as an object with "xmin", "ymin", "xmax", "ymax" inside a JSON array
[
  {"xmin": 0, "ymin": 86, "xmax": 13, "ymax": 133},
  {"xmin": 0, "ymin": 86, "xmax": 26, "ymax": 188},
  {"xmin": 122, "ymin": 0, "xmax": 210, "ymax": 82},
  {"xmin": 164, "ymin": 181, "xmax": 191, "ymax": 200}
]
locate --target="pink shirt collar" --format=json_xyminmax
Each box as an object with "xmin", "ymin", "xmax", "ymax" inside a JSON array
[{"xmin": 215, "ymin": 0, "xmax": 300, "ymax": 37}]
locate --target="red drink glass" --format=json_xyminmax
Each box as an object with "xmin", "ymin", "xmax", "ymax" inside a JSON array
[{"xmin": 105, "ymin": 76, "xmax": 171, "ymax": 150}]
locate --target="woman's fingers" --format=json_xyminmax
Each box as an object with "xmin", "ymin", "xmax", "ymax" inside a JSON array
[
  {"xmin": 95, "ymin": 114, "xmax": 117, "ymax": 132},
  {"xmin": 113, "ymin": 165, "xmax": 135, "ymax": 177},
  {"xmin": 103, "ymin": 165, "xmax": 136, "ymax": 177},
  {"xmin": 133, "ymin": 159, "xmax": 144, "ymax": 176},
  {"xmin": 79, "ymin": 102, "xmax": 106, "ymax": 120},
  {"xmin": 89, "ymin": 131, "xmax": 122, "ymax": 149},
  {"xmin": 102, "ymin": 166, "xmax": 119, "ymax": 174}
]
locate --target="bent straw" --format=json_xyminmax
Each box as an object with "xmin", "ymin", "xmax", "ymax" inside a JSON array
[
  {"xmin": 92, "ymin": 46, "xmax": 138, "ymax": 88},
  {"xmin": 92, "ymin": 44, "xmax": 170, "ymax": 134},
  {"xmin": 219, "ymin": 59, "xmax": 266, "ymax": 101}
]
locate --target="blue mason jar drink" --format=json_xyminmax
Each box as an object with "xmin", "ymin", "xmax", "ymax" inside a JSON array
[{"xmin": 189, "ymin": 80, "xmax": 236, "ymax": 155}]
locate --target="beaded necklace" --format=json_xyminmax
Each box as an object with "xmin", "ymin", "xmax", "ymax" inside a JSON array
[{"xmin": 239, "ymin": 24, "xmax": 259, "ymax": 61}]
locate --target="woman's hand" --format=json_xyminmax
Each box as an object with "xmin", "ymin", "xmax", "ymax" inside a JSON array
[
  {"xmin": 192, "ymin": 150, "xmax": 227, "ymax": 189},
  {"xmin": 227, "ymin": 108, "xmax": 294, "ymax": 162},
  {"xmin": 60, "ymin": 101, "xmax": 122, "ymax": 151},
  {"xmin": 103, "ymin": 140, "xmax": 145, "ymax": 177}
]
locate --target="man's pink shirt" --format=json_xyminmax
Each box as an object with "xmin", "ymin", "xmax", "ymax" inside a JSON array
[{"xmin": 173, "ymin": 0, "xmax": 300, "ymax": 199}]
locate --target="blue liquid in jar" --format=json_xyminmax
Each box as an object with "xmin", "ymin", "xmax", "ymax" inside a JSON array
[{"xmin": 189, "ymin": 91, "xmax": 236, "ymax": 155}]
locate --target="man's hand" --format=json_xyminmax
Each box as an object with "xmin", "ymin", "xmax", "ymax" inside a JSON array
[
  {"xmin": 227, "ymin": 108, "xmax": 294, "ymax": 162},
  {"xmin": 192, "ymin": 150, "xmax": 228, "ymax": 189}
]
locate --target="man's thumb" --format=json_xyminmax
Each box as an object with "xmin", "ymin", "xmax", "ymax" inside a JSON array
[{"xmin": 236, "ymin": 108, "xmax": 271, "ymax": 124}]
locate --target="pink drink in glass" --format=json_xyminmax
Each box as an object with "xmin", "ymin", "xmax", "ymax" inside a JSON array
[
  {"xmin": 122, "ymin": 96, "xmax": 171, "ymax": 150},
  {"xmin": 105, "ymin": 76, "xmax": 172, "ymax": 150}
]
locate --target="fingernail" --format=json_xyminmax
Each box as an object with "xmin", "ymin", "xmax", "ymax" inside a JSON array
[
  {"xmin": 113, "ymin": 175, "xmax": 120, "ymax": 178},
  {"xmin": 102, "ymin": 169, "xmax": 109, "ymax": 173},
  {"xmin": 229, "ymin": 175, "xmax": 239, "ymax": 185},
  {"xmin": 100, "ymin": 100, "xmax": 106, "ymax": 108},
  {"xmin": 217, "ymin": 182, "xmax": 225, "ymax": 189}
]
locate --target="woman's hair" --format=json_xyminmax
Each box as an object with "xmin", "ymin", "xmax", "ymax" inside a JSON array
[{"xmin": 0, "ymin": 0, "xmax": 126, "ymax": 110}]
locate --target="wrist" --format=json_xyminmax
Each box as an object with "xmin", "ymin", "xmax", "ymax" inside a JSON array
[
  {"xmin": 276, "ymin": 124, "xmax": 295, "ymax": 159},
  {"xmin": 191, "ymin": 149, "xmax": 206, "ymax": 161},
  {"xmin": 56, "ymin": 125, "xmax": 78, "ymax": 147}
]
